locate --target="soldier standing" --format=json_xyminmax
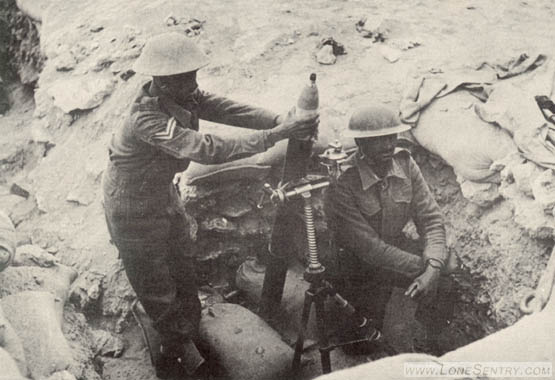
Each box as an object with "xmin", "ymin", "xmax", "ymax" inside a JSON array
[{"xmin": 102, "ymin": 32, "xmax": 318, "ymax": 379}]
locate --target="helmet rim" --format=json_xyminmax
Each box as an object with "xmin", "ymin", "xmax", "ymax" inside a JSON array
[
  {"xmin": 132, "ymin": 32, "xmax": 210, "ymax": 76},
  {"xmin": 344, "ymin": 123, "xmax": 411, "ymax": 138}
]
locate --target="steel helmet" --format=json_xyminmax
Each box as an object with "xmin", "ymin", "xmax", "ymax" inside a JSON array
[
  {"xmin": 344, "ymin": 105, "xmax": 410, "ymax": 138},
  {"xmin": 133, "ymin": 32, "xmax": 209, "ymax": 76}
]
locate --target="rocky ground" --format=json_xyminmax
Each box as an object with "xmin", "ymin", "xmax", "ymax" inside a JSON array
[{"xmin": 1, "ymin": 0, "xmax": 554, "ymax": 379}]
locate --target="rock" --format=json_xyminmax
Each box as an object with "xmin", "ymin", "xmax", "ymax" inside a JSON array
[
  {"xmin": 119, "ymin": 69, "xmax": 135, "ymax": 81},
  {"xmin": 513, "ymin": 198, "xmax": 555, "ymax": 239},
  {"xmin": 0, "ymin": 143, "xmax": 24, "ymax": 166},
  {"xmin": 53, "ymin": 51, "xmax": 77, "ymax": 72},
  {"xmin": 9, "ymin": 197, "xmax": 37, "ymax": 226},
  {"xmin": 201, "ymin": 216, "xmax": 237, "ymax": 233},
  {"xmin": 13, "ymin": 244, "xmax": 58, "ymax": 267},
  {"xmin": 198, "ymin": 286, "xmax": 224, "ymax": 309},
  {"xmin": 45, "ymin": 371, "xmax": 77, "ymax": 380},
  {"xmin": 98, "ymin": 261, "xmax": 136, "ymax": 321},
  {"xmin": 66, "ymin": 185, "xmax": 96, "ymax": 206},
  {"xmin": 531, "ymin": 169, "xmax": 555, "ymax": 214},
  {"xmin": 356, "ymin": 16, "xmax": 401, "ymax": 41},
  {"xmin": 512, "ymin": 160, "xmax": 542, "ymax": 197},
  {"xmin": 15, "ymin": 0, "xmax": 49, "ymax": 22},
  {"xmin": 69, "ymin": 270, "xmax": 105, "ymax": 310},
  {"xmin": 197, "ymin": 241, "xmax": 241, "ymax": 262},
  {"xmin": 165, "ymin": 14, "xmax": 178, "ymax": 26},
  {"xmin": 1, "ymin": 291, "xmax": 75, "ymax": 379},
  {"xmin": 459, "ymin": 178, "xmax": 500, "ymax": 207},
  {"xmin": 389, "ymin": 37, "xmax": 422, "ymax": 51},
  {"xmin": 90, "ymin": 25, "xmax": 104, "ymax": 33},
  {"xmin": 0, "ymin": 194, "xmax": 26, "ymax": 218},
  {"xmin": 9, "ymin": 183, "xmax": 30, "ymax": 199},
  {"xmin": 316, "ymin": 45, "xmax": 336, "ymax": 65},
  {"xmin": 316, "ymin": 37, "xmax": 346, "ymax": 56},
  {"xmin": 379, "ymin": 44, "xmax": 401, "ymax": 63},
  {"xmin": 62, "ymin": 310, "xmax": 104, "ymax": 380},
  {"xmin": 237, "ymin": 214, "xmax": 271, "ymax": 237},
  {"xmin": 30, "ymin": 228, "xmax": 61, "ymax": 251},
  {"xmin": 0, "ymin": 304, "xmax": 29, "ymax": 377},
  {"xmin": 90, "ymin": 329, "xmax": 125, "ymax": 358},
  {"xmin": 0, "ymin": 264, "xmax": 78, "ymax": 301},
  {"xmin": 89, "ymin": 55, "xmax": 115, "ymax": 72},
  {"xmin": 219, "ymin": 198, "xmax": 252, "ymax": 218},
  {"xmin": 0, "ymin": 347, "xmax": 27, "ymax": 380},
  {"xmin": 47, "ymin": 76, "xmax": 116, "ymax": 113}
]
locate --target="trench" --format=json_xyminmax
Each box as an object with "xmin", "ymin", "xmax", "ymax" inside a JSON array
[{"xmin": 1, "ymin": 8, "xmax": 552, "ymax": 380}]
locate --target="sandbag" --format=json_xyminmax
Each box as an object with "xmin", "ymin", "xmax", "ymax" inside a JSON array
[
  {"xmin": 0, "ymin": 346, "xmax": 28, "ymax": 380},
  {"xmin": 199, "ymin": 303, "xmax": 293, "ymax": 380},
  {"xmin": 412, "ymin": 92, "xmax": 518, "ymax": 182},
  {"xmin": 236, "ymin": 258, "xmax": 318, "ymax": 343},
  {"xmin": 0, "ymin": 264, "xmax": 78, "ymax": 301},
  {"xmin": 0, "ymin": 304, "xmax": 29, "ymax": 377},
  {"xmin": 474, "ymin": 60, "xmax": 555, "ymax": 171},
  {"xmin": 1, "ymin": 291, "xmax": 75, "ymax": 379},
  {"xmin": 0, "ymin": 210, "xmax": 15, "ymax": 272}
]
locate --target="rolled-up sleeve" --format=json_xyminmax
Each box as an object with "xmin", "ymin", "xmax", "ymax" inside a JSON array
[
  {"xmin": 132, "ymin": 101, "xmax": 271, "ymax": 165},
  {"xmin": 408, "ymin": 157, "xmax": 447, "ymax": 265},
  {"xmin": 198, "ymin": 91, "xmax": 278, "ymax": 130},
  {"xmin": 326, "ymin": 178, "xmax": 424, "ymax": 279}
]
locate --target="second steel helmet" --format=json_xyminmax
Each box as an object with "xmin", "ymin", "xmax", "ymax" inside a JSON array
[
  {"xmin": 344, "ymin": 105, "xmax": 410, "ymax": 138},
  {"xmin": 133, "ymin": 32, "xmax": 209, "ymax": 76}
]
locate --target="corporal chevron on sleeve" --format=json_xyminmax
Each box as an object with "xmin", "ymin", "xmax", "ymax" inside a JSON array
[{"xmin": 154, "ymin": 117, "xmax": 177, "ymax": 140}]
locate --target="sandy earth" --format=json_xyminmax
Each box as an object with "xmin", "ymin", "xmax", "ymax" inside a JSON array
[{"xmin": 1, "ymin": 0, "xmax": 555, "ymax": 379}]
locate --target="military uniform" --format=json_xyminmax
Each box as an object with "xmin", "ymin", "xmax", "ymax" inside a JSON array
[
  {"xmin": 325, "ymin": 149, "xmax": 454, "ymax": 333},
  {"xmin": 103, "ymin": 81, "xmax": 278, "ymax": 352}
]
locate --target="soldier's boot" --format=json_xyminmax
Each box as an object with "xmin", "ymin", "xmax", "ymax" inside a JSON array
[{"xmin": 157, "ymin": 340, "xmax": 208, "ymax": 380}]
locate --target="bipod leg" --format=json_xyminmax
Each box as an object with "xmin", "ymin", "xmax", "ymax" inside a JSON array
[
  {"xmin": 292, "ymin": 288, "xmax": 315, "ymax": 373},
  {"xmin": 314, "ymin": 293, "xmax": 332, "ymax": 374}
]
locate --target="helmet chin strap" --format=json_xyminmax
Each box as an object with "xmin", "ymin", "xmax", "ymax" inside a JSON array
[{"xmin": 359, "ymin": 150, "xmax": 392, "ymax": 179}]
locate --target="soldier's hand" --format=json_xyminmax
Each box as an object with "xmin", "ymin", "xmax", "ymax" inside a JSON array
[
  {"xmin": 405, "ymin": 266, "xmax": 440, "ymax": 301},
  {"xmin": 271, "ymin": 107, "xmax": 319, "ymax": 143}
]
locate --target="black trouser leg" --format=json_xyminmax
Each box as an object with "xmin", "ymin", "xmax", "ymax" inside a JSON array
[{"xmin": 119, "ymin": 237, "xmax": 200, "ymax": 355}]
